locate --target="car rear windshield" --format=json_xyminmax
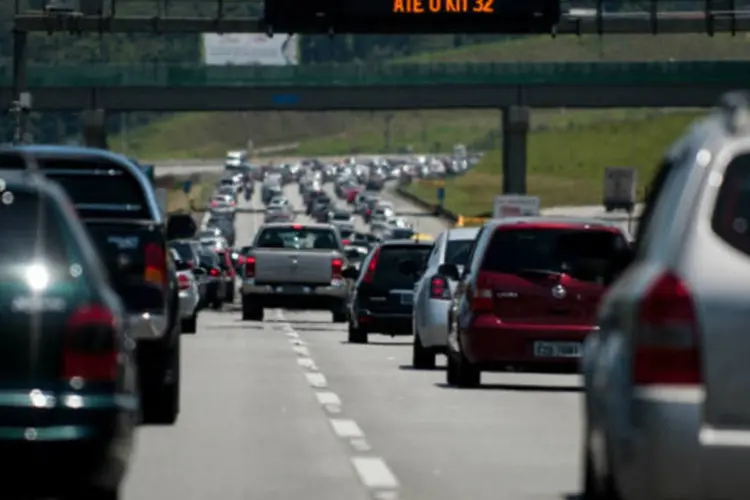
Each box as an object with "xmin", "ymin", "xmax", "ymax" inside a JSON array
[
  {"xmin": 170, "ymin": 242, "xmax": 196, "ymax": 262},
  {"xmin": 37, "ymin": 158, "xmax": 150, "ymax": 218},
  {"xmin": 445, "ymin": 239, "xmax": 474, "ymax": 266},
  {"xmin": 481, "ymin": 227, "xmax": 628, "ymax": 284},
  {"xmin": 333, "ymin": 213, "xmax": 351, "ymax": 221},
  {"xmin": 256, "ymin": 227, "xmax": 340, "ymax": 250},
  {"xmin": 199, "ymin": 251, "xmax": 220, "ymax": 268},
  {"xmin": 372, "ymin": 245, "xmax": 431, "ymax": 288},
  {"xmin": 389, "ymin": 228, "xmax": 415, "ymax": 239},
  {"xmin": 0, "ymin": 192, "xmax": 75, "ymax": 279},
  {"xmin": 712, "ymin": 153, "xmax": 750, "ymax": 256}
]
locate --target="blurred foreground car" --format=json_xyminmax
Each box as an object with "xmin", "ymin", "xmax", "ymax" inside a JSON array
[
  {"xmin": 446, "ymin": 217, "xmax": 631, "ymax": 388},
  {"xmin": 582, "ymin": 97, "xmax": 750, "ymax": 500},
  {"xmin": 0, "ymin": 170, "xmax": 138, "ymax": 499}
]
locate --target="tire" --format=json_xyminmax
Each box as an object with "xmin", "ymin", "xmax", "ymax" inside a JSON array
[
  {"xmin": 211, "ymin": 296, "xmax": 223, "ymax": 310},
  {"xmin": 582, "ymin": 430, "xmax": 621, "ymax": 500},
  {"xmin": 142, "ymin": 336, "xmax": 181, "ymax": 425},
  {"xmin": 242, "ymin": 296, "xmax": 264, "ymax": 321},
  {"xmin": 347, "ymin": 322, "xmax": 368, "ymax": 344},
  {"xmin": 180, "ymin": 313, "xmax": 197, "ymax": 334},
  {"xmin": 412, "ymin": 334, "xmax": 436, "ymax": 369},
  {"xmin": 446, "ymin": 352, "xmax": 459, "ymax": 386},
  {"xmin": 447, "ymin": 348, "xmax": 480, "ymax": 388},
  {"xmin": 332, "ymin": 303, "xmax": 347, "ymax": 323},
  {"xmin": 60, "ymin": 486, "xmax": 119, "ymax": 500},
  {"xmin": 226, "ymin": 285, "xmax": 235, "ymax": 304}
]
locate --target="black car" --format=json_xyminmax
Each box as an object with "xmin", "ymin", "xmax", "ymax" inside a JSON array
[
  {"xmin": 2, "ymin": 145, "xmax": 182, "ymax": 425},
  {"xmin": 0, "ymin": 170, "xmax": 138, "ymax": 499},
  {"xmin": 198, "ymin": 248, "xmax": 227, "ymax": 309},
  {"xmin": 344, "ymin": 240, "xmax": 433, "ymax": 343}
]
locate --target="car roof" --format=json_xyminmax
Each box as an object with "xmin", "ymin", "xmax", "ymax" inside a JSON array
[
  {"xmin": 261, "ymin": 222, "xmax": 335, "ymax": 230},
  {"xmin": 446, "ymin": 227, "xmax": 481, "ymax": 240},
  {"xmin": 378, "ymin": 239, "xmax": 433, "ymax": 249},
  {"xmin": 483, "ymin": 216, "xmax": 624, "ymax": 232}
]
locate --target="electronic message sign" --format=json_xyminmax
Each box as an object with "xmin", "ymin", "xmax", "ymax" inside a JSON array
[{"xmin": 264, "ymin": 0, "xmax": 560, "ymax": 34}]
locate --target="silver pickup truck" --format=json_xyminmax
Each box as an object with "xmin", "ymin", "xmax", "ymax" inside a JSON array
[{"xmin": 241, "ymin": 222, "xmax": 350, "ymax": 322}]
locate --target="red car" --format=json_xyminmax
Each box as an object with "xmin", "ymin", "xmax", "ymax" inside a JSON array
[
  {"xmin": 443, "ymin": 217, "xmax": 632, "ymax": 387},
  {"xmin": 345, "ymin": 186, "xmax": 362, "ymax": 204}
]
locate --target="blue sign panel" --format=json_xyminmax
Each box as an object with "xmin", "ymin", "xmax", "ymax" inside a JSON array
[
  {"xmin": 183, "ymin": 180, "xmax": 192, "ymax": 194},
  {"xmin": 436, "ymin": 186, "xmax": 445, "ymax": 203}
]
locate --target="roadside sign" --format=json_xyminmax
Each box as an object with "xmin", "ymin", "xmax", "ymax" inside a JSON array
[
  {"xmin": 493, "ymin": 195, "xmax": 540, "ymax": 219},
  {"xmin": 603, "ymin": 167, "xmax": 637, "ymax": 212},
  {"xmin": 183, "ymin": 180, "xmax": 192, "ymax": 194},
  {"xmin": 436, "ymin": 186, "xmax": 445, "ymax": 204}
]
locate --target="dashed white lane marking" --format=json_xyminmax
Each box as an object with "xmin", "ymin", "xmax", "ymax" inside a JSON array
[
  {"xmin": 305, "ymin": 372, "xmax": 327, "ymax": 388},
  {"xmin": 278, "ymin": 311, "xmax": 400, "ymax": 497},
  {"xmin": 330, "ymin": 418, "xmax": 364, "ymax": 438},
  {"xmin": 297, "ymin": 357, "xmax": 318, "ymax": 370},
  {"xmin": 351, "ymin": 457, "xmax": 400, "ymax": 489}
]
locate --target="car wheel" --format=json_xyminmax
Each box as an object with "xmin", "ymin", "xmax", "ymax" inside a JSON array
[
  {"xmin": 142, "ymin": 337, "xmax": 181, "ymax": 425},
  {"xmin": 582, "ymin": 429, "xmax": 621, "ymax": 500},
  {"xmin": 181, "ymin": 313, "xmax": 197, "ymax": 334},
  {"xmin": 446, "ymin": 352, "xmax": 459, "ymax": 386},
  {"xmin": 211, "ymin": 296, "xmax": 223, "ymax": 310},
  {"xmin": 455, "ymin": 350, "xmax": 480, "ymax": 388},
  {"xmin": 347, "ymin": 321, "xmax": 368, "ymax": 344},
  {"xmin": 242, "ymin": 297, "xmax": 264, "ymax": 321},
  {"xmin": 412, "ymin": 333, "xmax": 436, "ymax": 369},
  {"xmin": 226, "ymin": 285, "xmax": 235, "ymax": 304}
]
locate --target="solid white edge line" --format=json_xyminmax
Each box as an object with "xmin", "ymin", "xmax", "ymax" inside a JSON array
[
  {"xmin": 351, "ymin": 457, "xmax": 400, "ymax": 489},
  {"xmin": 329, "ymin": 418, "xmax": 364, "ymax": 439}
]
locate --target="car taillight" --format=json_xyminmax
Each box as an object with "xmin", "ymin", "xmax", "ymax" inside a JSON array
[
  {"xmin": 144, "ymin": 243, "xmax": 167, "ymax": 287},
  {"xmin": 238, "ymin": 256, "xmax": 246, "ymax": 265},
  {"xmin": 430, "ymin": 276, "xmax": 450, "ymax": 300},
  {"xmin": 332, "ymin": 258, "xmax": 343, "ymax": 280},
  {"xmin": 633, "ymin": 272, "xmax": 702, "ymax": 386},
  {"xmin": 178, "ymin": 274, "xmax": 191, "ymax": 290},
  {"xmin": 363, "ymin": 247, "xmax": 380, "ymax": 283},
  {"xmin": 211, "ymin": 201, "xmax": 217, "ymax": 207},
  {"xmin": 469, "ymin": 271, "xmax": 494, "ymax": 312},
  {"xmin": 63, "ymin": 305, "xmax": 118, "ymax": 383},
  {"xmin": 366, "ymin": 209, "xmax": 372, "ymax": 215},
  {"xmin": 245, "ymin": 256, "xmax": 256, "ymax": 278},
  {"xmin": 342, "ymin": 239, "xmax": 350, "ymax": 245},
  {"xmin": 210, "ymin": 268, "xmax": 219, "ymax": 277}
]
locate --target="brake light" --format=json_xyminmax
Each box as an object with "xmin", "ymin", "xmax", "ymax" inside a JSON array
[
  {"xmin": 469, "ymin": 271, "xmax": 494, "ymax": 312},
  {"xmin": 144, "ymin": 243, "xmax": 167, "ymax": 287},
  {"xmin": 366, "ymin": 209, "xmax": 372, "ymax": 216},
  {"xmin": 177, "ymin": 274, "xmax": 191, "ymax": 290},
  {"xmin": 342, "ymin": 239, "xmax": 350, "ymax": 245},
  {"xmin": 332, "ymin": 258, "xmax": 343, "ymax": 280},
  {"xmin": 293, "ymin": 224, "xmax": 303, "ymax": 230},
  {"xmin": 63, "ymin": 305, "xmax": 118, "ymax": 382},
  {"xmin": 363, "ymin": 247, "xmax": 380, "ymax": 283},
  {"xmin": 633, "ymin": 272, "xmax": 702, "ymax": 386},
  {"xmin": 430, "ymin": 276, "xmax": 450, "ymax": 300},
  {"xmin": 245, "ymin": 256, "xmax": 256, "ymax": 278},
  {"xmin": 211, "ymin": 201, "xmax": 217, "ymax": 207},
  {"xmin": 210, "ymin": 268, "xmax": 219, "ymax": 277}
]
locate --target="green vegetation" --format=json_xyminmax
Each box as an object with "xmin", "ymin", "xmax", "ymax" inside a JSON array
[{"xmin": 403, "ymin": 111, "xmax": 705, "ymax": 213}]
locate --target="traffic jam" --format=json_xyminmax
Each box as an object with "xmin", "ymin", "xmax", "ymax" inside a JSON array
[{"xmin": 2, "ymin": 97, "xmax": 750, "ymax": 500}]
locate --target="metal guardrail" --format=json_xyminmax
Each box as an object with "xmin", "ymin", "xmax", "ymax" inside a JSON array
[{"xmin": 2, "ymin": 61, "xmax": 749, "ymax": 87}]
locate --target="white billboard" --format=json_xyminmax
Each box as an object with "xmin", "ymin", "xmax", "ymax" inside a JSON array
[{"xmin": 202, "ymin": 34, "xmax": 299, "ymax": 66}]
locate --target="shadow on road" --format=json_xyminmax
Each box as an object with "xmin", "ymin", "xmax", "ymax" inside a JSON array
[
  {"xmin": 339, "ymin": 340, "xmax": 413, "ymax": 346},
  {"xmin": 433, "ymin": 382, "xmax": 582, "ymax": 392},
  {"xmin": 398, "ymin": 364, "xmax": 443, "ymax": 372}
]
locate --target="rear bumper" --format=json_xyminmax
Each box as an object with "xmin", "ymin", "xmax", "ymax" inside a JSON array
[
  {"xmin": 462, "ymin": 315, "xmax": 594, "ymax": 370},
  {"xmin": 356, "ymin": 310, "xmax": 413, "ymax": 335},
  {"xmin": 242, "ymin": 280, "xmax": 348, "ymax": 308},
  {"xmin": 178, "ymin": 290, "xmax": 199, "ymax": 318},
  {"xmin": 417, "ymin": 299, "xmax": 451, "ymax": 348},
  {"xmin": 128, "ymin": 311, "xmax": 168, "ymax": 340}
]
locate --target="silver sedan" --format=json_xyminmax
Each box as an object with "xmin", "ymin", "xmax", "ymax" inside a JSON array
[{"xmin": 411, "ymin": 227, "xmax": 478, "ymax": 369}]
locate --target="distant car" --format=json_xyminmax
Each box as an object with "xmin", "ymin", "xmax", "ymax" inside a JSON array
[
  {"xmin": 412, "ymin": 227, "xmax": 478, "ymax": 368},
  {"xmin": 445, "ymin": 217, "xmax": 631, "ymax": 388},
  {"xmin": 0, "ymin": 169, "xmax": 138, "ymax": 499},
  {"xmin": 171, "ymin": 248, "xmax": 201, "ymax": 334},
  {"xmin": 344, "ymin": 240, "xmax": 433, "ymax": 343},
  {"xmin": 198, "ymin": 248, "xmax": 227, "ymax": 310}
]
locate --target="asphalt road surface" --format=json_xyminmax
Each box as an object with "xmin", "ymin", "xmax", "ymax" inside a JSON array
[{"xmin": 123, "ymin": 181, "xmax": 583, "ymax": 500}]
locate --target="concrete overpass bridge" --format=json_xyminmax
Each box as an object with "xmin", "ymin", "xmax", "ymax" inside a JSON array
[{"xmin": 2, "ymin": 61, "xmax": 748, "ymax": 111}]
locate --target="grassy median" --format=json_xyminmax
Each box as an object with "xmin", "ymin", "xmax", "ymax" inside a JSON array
[{"xmin": 403, "ymin": 111, "xmax": 704, "ymax": 213}]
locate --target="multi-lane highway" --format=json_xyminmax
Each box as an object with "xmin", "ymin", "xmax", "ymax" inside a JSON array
[{"xmin": 123, "ymin": 177, "xmax": 583, "ymax": 500}]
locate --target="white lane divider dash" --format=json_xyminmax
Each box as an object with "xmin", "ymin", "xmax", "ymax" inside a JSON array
[
  {"xmin": 305, "ymin": 372, "xmax": 327, "ymax": 388},
  {"xmin": 315, "ymin": 391, "xmax": 341, "ymax": 406},
  {"xmin": 350, "ymin": 438, "xmax": 371, "ymax": 452},
  {"xmin": 293, "ymin": 345, "xmax": 311, "ymax": 357},
  {"xmin": 297, "ymin": 357, "xmax": 318, "ymax": 370},
  {"xmin": 330, "ymin": 418, "xmax": 364, "ymax": 439},
  {"xmin": 351, "ymin": 457, "xmax": 400, "ymax": 490}
]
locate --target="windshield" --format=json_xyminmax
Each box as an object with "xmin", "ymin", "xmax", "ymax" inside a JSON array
[
  {"xmin": 333, "ymin": 213, "xmax": 351, "ymax": 221},
  {"xmin": 389, "ymin": 228, "xmax": 415, "ymax": 239},
  {"xmin": 255, "ymin": 227, "xmax": 340, "ymax": 250},
  {"xmin": 482, "ymin": 228, "xmax": 628, "ymax": 284},
  {"xmin": 372, "ymin": 245, "xmax": 431, "ymax": 288},
  {"xmin": 445, "ymin": 239, "xmax": 474, "ymax": 266}
]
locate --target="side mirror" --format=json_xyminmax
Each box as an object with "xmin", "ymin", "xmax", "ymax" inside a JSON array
[
  {"xmin": 437, "ymin": 263, "xmax": 460, "ymax": 281},
  {"xmin": 342, "ymin": 266, "xmax": 359, "ymax": 280},
  {"xmin": 398, "ymin": 259, "xmax": 419, "ymax": 276}
]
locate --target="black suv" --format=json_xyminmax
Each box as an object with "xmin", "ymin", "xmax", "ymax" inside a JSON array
[
  {"xmin": 0, "ymin": 170, "xmax": 138, "ymax": 499},
  {"xmin": 344, "ymin": 240, "xmax": 433, "ymax": 343},
  {"xmin": 1, "ymin": 145, "xmax": 182, "ymax": 425}
]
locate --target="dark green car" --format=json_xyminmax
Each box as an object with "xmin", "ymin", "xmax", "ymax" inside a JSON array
[{"xmin": 0, "ymin": 170, "xmax": 138, "ymax": 500}]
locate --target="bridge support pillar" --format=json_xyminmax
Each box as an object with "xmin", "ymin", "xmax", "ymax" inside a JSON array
[
  {"xmin": 82, "ymin": 109, "xmax": 109, "ymax": 149},
  {"xmin": 501, "ymin": 106, "xmax": 529, "ymax": 195}
]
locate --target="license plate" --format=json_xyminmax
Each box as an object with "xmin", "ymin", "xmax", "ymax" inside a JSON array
[
  {"xmin": 276, "ymin": 286, "xmax": 309, "ymax": 294},
  {"xmin": 533, "ymin": 341, "xmax": 582, "ymax": 358},
  {"xmin": 400, "ymin": 292, "xmax": 414, "ymax": 305}
]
